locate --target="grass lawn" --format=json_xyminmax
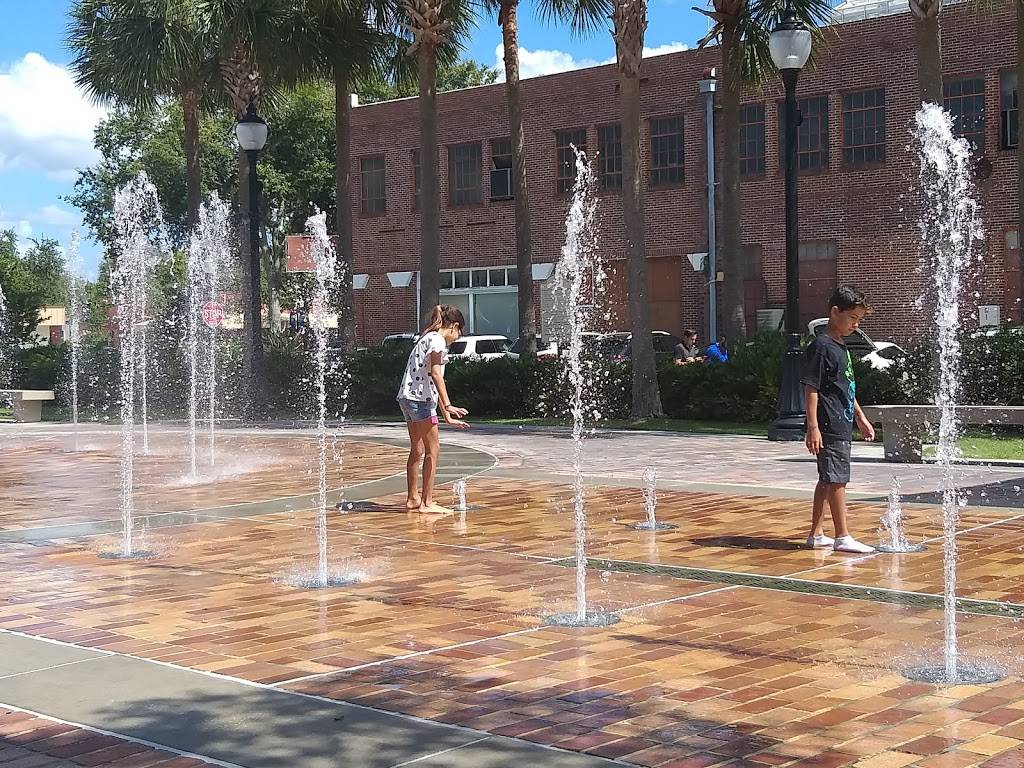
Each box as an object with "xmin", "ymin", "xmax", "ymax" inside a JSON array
[{"xmin": 928, "ymin": 430, "xmax": 1024, "ymax": 461}]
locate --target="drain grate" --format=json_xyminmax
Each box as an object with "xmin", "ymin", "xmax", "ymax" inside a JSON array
[{"xmin": 547, "ymin": 557, "xmax": 1024, "ymax": 620}]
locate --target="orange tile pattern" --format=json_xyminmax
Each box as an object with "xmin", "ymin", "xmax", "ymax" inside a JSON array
[
  {"xmin": 0, "ymin": 708, "xmax": 219, "ymax": 767},
  {"xmin": 0, "ymin": 433, "xmax": 406, "ymax": 530},
  {"xmin": 2, "ymin": 441, "xmax": 1024, "ymax": 768}
]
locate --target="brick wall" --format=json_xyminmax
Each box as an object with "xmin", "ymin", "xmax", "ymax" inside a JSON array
[{"xmin": 348, "ymin": 1, "xmax": 1018, "ymax": 345}]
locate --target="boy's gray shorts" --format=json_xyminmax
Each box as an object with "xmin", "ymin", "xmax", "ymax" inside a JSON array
[{"xmin": 817, "ymin": 440, "xmax": 851, "ymax": 484}]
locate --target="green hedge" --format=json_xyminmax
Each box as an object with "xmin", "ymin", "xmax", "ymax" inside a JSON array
[{"xmin": 19, "ymin": 326, "xmax": 1022, "ymax": 424}]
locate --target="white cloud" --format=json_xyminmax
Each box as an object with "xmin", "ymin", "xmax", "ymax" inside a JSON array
[
  {"xmin": 494, "ymin": 44, "xmax": 604, "ymax": 80},
  {"xmin": 37, "ymin": 204, "xmax": 82, "ymax": 228},
  {"xmin": 0, "ymin": 53, "xmax": 107, "ymax": 180},
  {"xmin": 643, "ymin": 41, "xmax": 689, "ymax": 57},
  {"xmin": 495, "ymin": 40, "xmax": 690, "ymax": 81}
]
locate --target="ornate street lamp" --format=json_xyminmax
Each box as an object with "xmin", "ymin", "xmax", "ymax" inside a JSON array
[
  {"xmin": 768, "ymin": 4, "xmax": 813, "ymax": 442},
  {"xmin": 235, "ymin": 103, "xmax": 269, "ymax": 421}
]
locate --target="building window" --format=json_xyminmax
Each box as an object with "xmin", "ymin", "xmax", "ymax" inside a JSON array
[
  {"xmin": 780, "ymin": 96, "xmax": 828, "ymax": 170},
  {"xmin": 597, "ymin": 124, "xmax": 623, "ymax": 190},
  {"xmin": 944, "ymin": 77, "xmax": 986, "ymax": 153},
  {"xmin": 360, "ymin": 155, "xmax": 386, "ymax": 215},
  {"xmin": 1002, "ymin": 71, "xmax": 1019, "ymax": 150},
  {"xmin": 440, "ymin": 266, "xmax": 520, "ymax": 338},
  {"xmin": 411, "ymin": 149, "xmax": 421, "ymax": 210},
  {"xmin": 650, "ymin": 116, "xmax": 684, "ymax": 185},
  {"xmin": 556, "ymin": 128, "xmax": 587, "ymax": 194},
  {"xmin": 843, "ymin": 88, "xmax": 886, "ymax": 165},
  {"xmin": 490, "ymin": 138, "xmax": 513, "ymax": 200},
  {"xmin": 448, "ymin": 142, "xmax": 482, "ymax": 206},
  {"xmin": 739, "ymin": 104, "xmax": 766, "ymax": 176}
]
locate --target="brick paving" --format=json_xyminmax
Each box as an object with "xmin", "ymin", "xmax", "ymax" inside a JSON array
[
  {"xmin": 0, "ymin": 709, "xmax": 219, "ymax": 768},
  {"xmin": 0, "ymin": 432, "xmax": 406, "ymax": 530},
  {"xmin": 2, "ymin": 425, "xmax": 1024, "ymax": 767}
]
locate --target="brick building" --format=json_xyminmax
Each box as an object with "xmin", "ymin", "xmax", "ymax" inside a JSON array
[{"xmin": 346, "ymin": 0, "xmax": 1019, "ymax": 345}]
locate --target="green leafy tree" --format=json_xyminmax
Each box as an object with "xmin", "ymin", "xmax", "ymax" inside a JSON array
[
  {"xmin": 67, "ymin": 104, "xmax": 238, "ymax": 252},
  {"xmin": 0, "ymin": 233, "xmax": 68, "ymax": 344}
]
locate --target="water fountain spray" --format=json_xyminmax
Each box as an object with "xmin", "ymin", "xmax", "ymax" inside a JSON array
[
  {"xmin": 877, "ymin": 475, "xmax": 925, "ymax": 553},
  {"xmin": 103, "ymin": 172, "xmax": 166, "ymax": 560},
  {"xmin": 186, "ymin": 194, "xmax": 232, "ymax": 477},
  {"xmin": 299, "ymin": 211, "xmax": 356, "ymax": 589},
  {"xmin": 632, "ymin": 466, "xmax": 677, "ymax": 531},
  {"xmin": 64, "ymin": 233, "xmax": 86, "ymax": 450},
  {"xmin": 902, "ymin": 104, "xmax": 1003, "ymax": 685},
  {"xmin": 543, "ymin": 149, "xmax": 619, "ymax": 628}
]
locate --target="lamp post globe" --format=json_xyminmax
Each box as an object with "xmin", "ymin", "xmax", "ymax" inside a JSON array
[
  {"xmin": 768, "ymin": 6, "xmax": 813, "ymax": 442},
  {"xmin": 236, "ymin": 102, "xmax": 269, "ymax": 421},
  {"xmin": 235, "ymin": 103, "xmax": 268, "ymax": 151},
  {"xmin": 769, "ymin": 7, "xmax": 812, "ymax": 72}
]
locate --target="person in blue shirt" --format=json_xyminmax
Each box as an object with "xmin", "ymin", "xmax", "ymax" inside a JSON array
[{"xmin": 704, "ymin": 335, "xmax": 729, "ymax": 364}]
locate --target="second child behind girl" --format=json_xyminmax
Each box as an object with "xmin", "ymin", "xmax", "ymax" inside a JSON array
[{"xmin": 396, "ymin": 305, "xmax": 470, "ymax": 513}]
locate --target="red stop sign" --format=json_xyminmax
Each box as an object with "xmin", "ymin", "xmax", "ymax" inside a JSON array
[{"xmin": 201, "ymin": 301, "xmax": 225, "ymax": 328}]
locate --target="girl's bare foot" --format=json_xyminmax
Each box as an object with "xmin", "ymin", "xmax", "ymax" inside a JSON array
[
  {"xmin": 405, "ymin": 497, "xmax": 421, "ymax": 511},
  {"xmin": 420, "ymin": 503, "xmax": 454, "ymax": 515}
]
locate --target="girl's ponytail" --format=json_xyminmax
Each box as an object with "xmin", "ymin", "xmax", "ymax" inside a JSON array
[
  {"xmin": 421, "ymin": 304, "xmax": 466, "ymax": 334},
  {"xmin": 422, "ymin": 305, "xmax": 444, "ymax": 333}
]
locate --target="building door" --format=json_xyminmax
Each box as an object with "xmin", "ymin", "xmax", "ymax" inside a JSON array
[
  {"xmin": 799, "ymin": 242, "xmax": 838, "ymax": 329},
  {"xmin": 647, "ymin": 256, "xmax": 682, "ymax": 334}
]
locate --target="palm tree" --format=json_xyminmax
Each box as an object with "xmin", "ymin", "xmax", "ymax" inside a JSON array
[
  {"xmin": 910, "ymin": 0, "xmax": 943, "ymax": 104},
  {"xmin": 197, "ymin": 0, "xmax": 307, "ymax": 419},
  {"xmin": 299, "ymin": 0, "xmax": 390, "ymax": 350},
  {"xmin": 611, "ymin": 0, "xmax": 662, "ymax": 418},
  {"xmin": 400, "ymin": 0, "xmax": 475, "ymax": 326},
  {"xmin": 696, "ymin": 0, "xmax": 832, "ymax": 343},
  {"xmin": 67, "ymin": 0, "xmax": 212, "ymax": 226},
  {"xmin": 479, "ymin": 0, "xmax": 611, "ymax": 358}
]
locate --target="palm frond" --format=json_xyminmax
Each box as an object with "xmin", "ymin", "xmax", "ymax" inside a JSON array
[{"xmin": 537, "ymin": 0, "xmax": 614, "ymax": 37}]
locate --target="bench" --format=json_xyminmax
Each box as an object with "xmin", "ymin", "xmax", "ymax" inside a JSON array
[
  {"xmin": 862, "ymin": 405, "xmax": 1024, "ymax": 463},
  {"xmin": 0, "ymin": 390, "xmax": 55, "ymax": 423}
]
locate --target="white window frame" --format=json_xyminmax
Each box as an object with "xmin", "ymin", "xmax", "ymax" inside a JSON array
[{"xmin": 440, "ymin": 266, "xmax": 518, "ymax": 334}]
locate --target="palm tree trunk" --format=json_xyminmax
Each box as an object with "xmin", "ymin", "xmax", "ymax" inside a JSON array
[
  {"xmin": 182, "ymin": 86, "xmax": 202, "ymax": 227},
  {"xmin": 914, "ymin": 8, "xmax": 943, "ymax": 105},
  {"xmin": 417, "ymin": 45, "xmax": 441, "ymax": 327},
  {"xmin": 335, "ymin": 66, "xmax": 356, "ymax": 350},
  {"xmin": 718, "ymin": 23, "xmax": 747, "ymax": 343},
  {"xmin": 500, "ymin": 0, "xmax": 536, "ymax": 356},
  {"xmin": 614, "ymin": 0, "xmax": 662, "ymax": 419}
]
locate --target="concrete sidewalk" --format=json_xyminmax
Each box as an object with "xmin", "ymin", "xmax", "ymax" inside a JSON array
[{"xmin": 0, "ymin": 632, "xmax": 626, "ymax": 768}]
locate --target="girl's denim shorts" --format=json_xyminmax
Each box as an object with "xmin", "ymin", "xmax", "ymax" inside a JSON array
[{"xmin": 397, "ymin": 397, "xmax": 438, "ymax": 424}]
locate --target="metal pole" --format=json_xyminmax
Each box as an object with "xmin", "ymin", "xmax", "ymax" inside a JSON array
[
  {"xmin": 769, "ymin": 68, "xmax": 806, "ymax": 441},
  {"xmin": 247, "ymin": 147, "xmax": 264, "ymax": 419},
  {"xmin": 782, "ymin": 69, "xmax": 800, "ymax": 343},
  {"xmin": 705, "ymin": 86, "xmax": 718, "ymax": 343}
]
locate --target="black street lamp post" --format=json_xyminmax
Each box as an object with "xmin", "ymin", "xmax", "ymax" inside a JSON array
[
  {"xmin": 235, "ymin": 103, "xmax": 269, "ymax": 422},
  {"xmin": 768, "ymin": 6, "xmax": 812, "ymax": 442}
]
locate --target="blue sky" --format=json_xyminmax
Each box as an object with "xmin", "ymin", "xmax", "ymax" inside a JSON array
[{"xmin": 0, "ymin": 0, "xmax": 711, "ymax": 278}]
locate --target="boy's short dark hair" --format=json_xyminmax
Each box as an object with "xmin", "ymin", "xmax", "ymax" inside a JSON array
[
  {"xmin": 682, "ymin": 329, "xmax": 696, "ymax": 339},
  {"xmin": 829, "ymin": 285, "xmax": 871, "ymax": 313}
]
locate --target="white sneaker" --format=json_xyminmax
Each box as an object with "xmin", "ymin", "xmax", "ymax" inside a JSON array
[
  {"xmin": 806, "ymin": 534, "xmax": 835, "ymax": 549},
  {"xmin": 833, "ymin": 536, "xmax": 875, "ymax": 554}
]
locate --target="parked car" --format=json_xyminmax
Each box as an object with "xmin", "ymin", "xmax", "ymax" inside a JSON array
[
  {"xmin": 807, "ymin": 319, "xmax": 905, "ymax": 371},
  {"xmin": 381, "ymin": 333, "xmax": 418, "ymax": 356},
  {"xmin": 448, "ymin": 335, "xmax": 518, "ymax": 360},
  {"xmin": 509, "ymin": 336, "xmax": 559, "ymax": 358}
]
